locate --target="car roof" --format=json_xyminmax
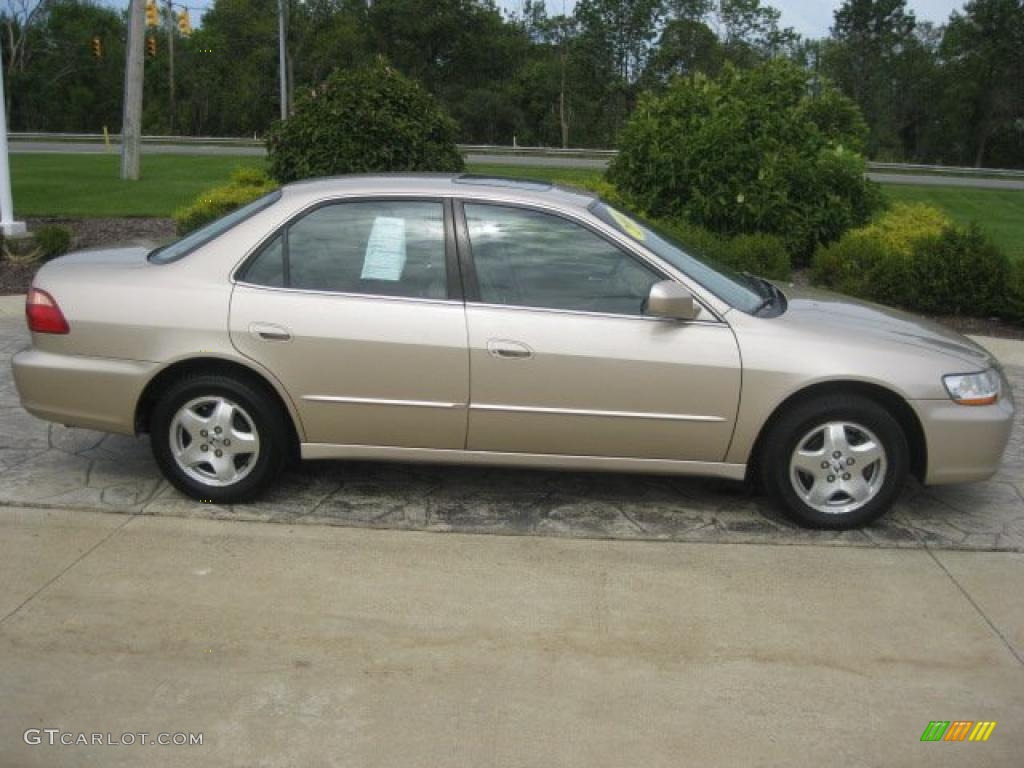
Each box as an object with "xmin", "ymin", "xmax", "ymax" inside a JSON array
[{"xmin": 281, "ymin": 173, "xmax": 599, "ymax": 211}]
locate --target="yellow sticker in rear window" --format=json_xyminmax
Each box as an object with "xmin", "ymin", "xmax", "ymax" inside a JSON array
[{"xmin": 607, "ymin": 208, "xmax": 646, "ymax": 241}]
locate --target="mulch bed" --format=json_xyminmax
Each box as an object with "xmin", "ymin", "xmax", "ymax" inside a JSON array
[
  {"xmin": 0, "ymin": 217, "xmax": 174, "ymax": 295},
  {"xmin": 3, "ymin": 218, "xmax": 1022, "ymax": 340}
]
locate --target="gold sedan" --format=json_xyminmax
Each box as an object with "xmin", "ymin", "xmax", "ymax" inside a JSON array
[{"xmin": 12, "ymin": 175, "xmax": 1014, "ymax": 528}]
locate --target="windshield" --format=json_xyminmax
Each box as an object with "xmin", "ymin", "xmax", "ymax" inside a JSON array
[
  {"xmin": 589, "ymin": 201, "xmax": 766, "ymax": 315},
  {"xmin": 148, "ymin": 190, "xmax": 283, "ymax": 264}
]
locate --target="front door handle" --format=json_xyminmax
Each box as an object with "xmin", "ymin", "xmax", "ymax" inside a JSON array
[
  {"xmin": 250, "ymin": 322, "xmax": 292, "ymax": 342},
  {"xmin": 487, "ymin": 339, "xmax": 534, "ymax": 360}
]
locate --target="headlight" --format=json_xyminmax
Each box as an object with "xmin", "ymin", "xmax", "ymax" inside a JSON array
[{"xmin": 943, "ymin": 370, "xmax": 1001, "ymax": 406}]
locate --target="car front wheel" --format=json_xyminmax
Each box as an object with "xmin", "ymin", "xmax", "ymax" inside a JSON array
[
  {"xmin": 761, "ymin": 394, "xmax": 909, "ymax": 529},
  {"xmin": 150, "ymin": 373, "xmax": 288, "ymax": 503}
]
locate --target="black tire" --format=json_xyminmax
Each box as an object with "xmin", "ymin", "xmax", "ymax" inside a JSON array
[
  {"xmin": 150, "ymin": 373, "xmax": 289, "ymax": 503},
  {"xmin": 760, "ymin": 394, "xmax": 909, "ymax": 529}
]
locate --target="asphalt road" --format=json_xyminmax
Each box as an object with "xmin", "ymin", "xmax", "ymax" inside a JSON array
[{"xmin": 10, "ymin": 141, "xmax": 1024, "ymax": 189}]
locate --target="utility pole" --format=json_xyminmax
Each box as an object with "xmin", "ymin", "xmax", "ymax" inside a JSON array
[
  {"xmin": 121, "ymin": 0, "xmax": 146, "ymax": 180},
  {"xmin": 0, "ymin": 42, "xmax": 26, "ymax": 237},
  {"xmin": 166, "ymin": 0, "xmax": 175, "ymax": 134},
  {"xmin": 278, "ymin": 0, "xmax": 288, "ymax": 120}
]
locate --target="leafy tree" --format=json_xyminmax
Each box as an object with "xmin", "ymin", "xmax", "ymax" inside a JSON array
[
  {"xmin": 3, "ymin": 0, "xmax": 125, "ymax": 132},
  {"xmin": 940, "ymin": 0, "xmax": 1024, "ymax": 167},
  {"xmin": 643, "ymin": 16, "xmax": 724, "ymax": 86},
  {"xmin": 266, "ymin": 60, "xmax": 465, "ymax": 182},
  {"xmin": 822, "ymin": 0, "xmax": 917, "ymax": 157},
  {"xmin": 609, "ymin": 61, "xmax": 881, "ymax": 260}
]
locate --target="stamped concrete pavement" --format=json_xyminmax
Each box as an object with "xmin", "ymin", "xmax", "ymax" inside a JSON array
[{"xmin": 0, "ymin": 313, "xmax": 1022, "ymax": 552}]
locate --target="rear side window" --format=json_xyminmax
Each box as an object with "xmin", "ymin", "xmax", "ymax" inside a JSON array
[
  {"xmin": 241, "ymin": 200, "xmax": 448, "ymax": 300},
  {"xmin": 149, "ymin": 190, "xmax": 282, "ymax": 264}
]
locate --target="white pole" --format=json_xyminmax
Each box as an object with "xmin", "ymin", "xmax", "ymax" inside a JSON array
[{"xmin": 0, "ymin": 42, "xmax": 27, "ymax": 237}]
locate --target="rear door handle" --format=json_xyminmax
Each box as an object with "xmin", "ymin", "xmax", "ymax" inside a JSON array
[
  {"xmin": 487, "ymin": 339, "xmax": 534, "ymax": 360},
  {"xmin": 250, "ymin": 322, "xmax": 292, "ymax": 342}
]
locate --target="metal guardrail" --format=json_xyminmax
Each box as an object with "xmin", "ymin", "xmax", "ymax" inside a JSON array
[
  {"xmin": 9, "ymin": 132, "xmax": 1024, "ymax": 177},
  {"xmin": 864, "ymin": 161, "xmax": 1024, "ymax": 178},
  {"xmin": 458, "ymin": 143, "xmax": 618, "ymax": 159},
  {"xmin": 9, "ymin": 131, "xmax": 264, "ymax": 147}
]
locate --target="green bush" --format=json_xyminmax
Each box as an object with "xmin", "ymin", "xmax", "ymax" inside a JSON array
[
  {"xmin": 720, "ymin": 233, "xmax": 791, "ymax": 281},
  {"xmin": 608, "ymin": 61, "xmax": 881, "ymax": 263},
  {"xmin": 1006, "ymin": 259, "xmax": 1024, "ymax": 323},
  {"xmin": 813, "ymin": 230, "xmax": 914, "ymax": 306},
  {"xmin": 812, "ymin": 204, "xmax": 952, "ymax": 304},
  {"xmin": 813, "ymin": 204, "xmax": 1010, "ymax": 317},
  {"xmin": 858, "ymin": 203, "xmax": 951, "ymax": 256},
  {"xmin": 174, "ymin": 167, "xmax": 277, "ymax": 235},
  {"xmin": 33, "ymin": 225, "xmax": 72, "ymax": 261},
  {"xmin": 911, "ymin": 225, "xmax": 1009, "ymax": 317},
  {"xmin": 267, "ymin": 60, "xmax": 464, "ymax": 183},
  {"xmin": 658, "ymin": 223, "xmax": 792, "ymax": 280}
]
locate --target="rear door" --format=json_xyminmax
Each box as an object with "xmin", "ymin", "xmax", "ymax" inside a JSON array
[
  {"xmin": 456, "ymin": 201, "xmax": 741, "ymax": 462},
  {"xmin": 230, "ymin": 197, "xmax": 469, "ymax": 449}
]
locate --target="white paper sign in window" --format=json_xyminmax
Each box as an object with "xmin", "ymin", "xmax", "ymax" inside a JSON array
[{"xmin": 361, "ymin": 216, "xmax": 407, "ymax": 281}]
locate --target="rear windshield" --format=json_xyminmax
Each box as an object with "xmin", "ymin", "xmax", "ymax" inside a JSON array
[
  {"xmin": 148, "ymin": 190, "xmax": 282, "ymax": 264},
  {"xmin": 589, "ymin": 201, "xmax": 765, "ymax": 314}
]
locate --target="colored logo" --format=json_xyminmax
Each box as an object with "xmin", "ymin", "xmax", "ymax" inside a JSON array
[{"xmin": 920, "ymin": 721, "xmax": 996, "ymax": 742}]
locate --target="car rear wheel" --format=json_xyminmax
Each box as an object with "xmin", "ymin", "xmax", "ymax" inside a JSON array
[
  {"xmin": 151, "ymin": 373, "xmax": 288, "ymax": 503},
  {"xmin": 761, "ymin": 394, "xmax": 909, "ymax": 529}
]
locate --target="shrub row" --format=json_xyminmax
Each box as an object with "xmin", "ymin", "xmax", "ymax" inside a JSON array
[
  {"xmin": 562, "ymin": 177, "xmax": 1023, "ymax": 324},
  {"xmin": 174, "ymin": 167, "xmax": 278, "ymax": 235},
  {"xmin": 813, "ymin": 203, "xmax": 1017, "ymax": 320}
]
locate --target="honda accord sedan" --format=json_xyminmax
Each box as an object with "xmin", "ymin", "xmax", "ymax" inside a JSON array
[{"xmin": 12, "ymin": 175, "xmax": 1014, "ymax": 528}]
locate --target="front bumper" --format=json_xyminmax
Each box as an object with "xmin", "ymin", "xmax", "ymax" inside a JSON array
[
  {"xmin": 911, "ymin": 392, "xmax": 1015, "ymax": 485},
  {"xmin": 12, "ymin": 348, "xmax": 157, "ymax": 435}
]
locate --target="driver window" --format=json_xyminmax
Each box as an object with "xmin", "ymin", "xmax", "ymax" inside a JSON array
[{"xmin": 463, "ymin": 204, "xmax": 660, "ymax": 316}]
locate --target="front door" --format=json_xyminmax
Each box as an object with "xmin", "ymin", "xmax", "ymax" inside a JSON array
[
  {"xmin": 458, "ymin": 202, "xmax": 740, "ymax": 462},
  {"xmin": 230, "ymin": 198, "xmax": 468, "ymax": 449}
]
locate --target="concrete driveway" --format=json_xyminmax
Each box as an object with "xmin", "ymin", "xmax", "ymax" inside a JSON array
[
  {"xmin": 0, "ymin": 506, "xmax": 1022, "ymax": 767},
  {"xmin": 1, "ymin": 315, "xmax": 1022, "ymax": 551}
]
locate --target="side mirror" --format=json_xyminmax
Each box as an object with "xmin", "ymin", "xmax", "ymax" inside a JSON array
[{"xmin": 647, "ymin": 280, "xmax": 698, "ymax": 321}]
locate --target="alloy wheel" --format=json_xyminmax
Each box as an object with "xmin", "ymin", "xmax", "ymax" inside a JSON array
[
  {"xmin": 169, "ymin": 396, "xmax": 261, "ymax": 487},
  {"xmin": 788, "ymin": 421, "xmax": 887, "ymax": 516}
]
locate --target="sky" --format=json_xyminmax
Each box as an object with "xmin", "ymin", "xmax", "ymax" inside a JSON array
[
  {"xmin": 503, "ymin": 1, "xmax": 967, "ymax": 37},
  {"xmin": 761, "ymin": 0, "xmax": 965, "ymax": 36}
]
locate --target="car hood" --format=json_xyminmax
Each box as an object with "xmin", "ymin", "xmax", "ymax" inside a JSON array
[{"xmin": 775, "ymin": 283, "xmax": 994, "ymax": 369}]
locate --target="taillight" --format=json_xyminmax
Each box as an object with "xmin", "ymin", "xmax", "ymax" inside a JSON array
[{"xmin": 26, "ymin": 288, "xmax": 70, "ymax": 334}]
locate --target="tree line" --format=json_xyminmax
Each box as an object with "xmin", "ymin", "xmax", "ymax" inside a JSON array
[{"xmin": 2, "ymin": 0, "xmax": 1022, "ymax": 167}]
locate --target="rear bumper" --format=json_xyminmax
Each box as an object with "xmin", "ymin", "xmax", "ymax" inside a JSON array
[
  {"xmin": 12, "ymin": 348, "xmax": 157, "ymax": 435},
  {"xmin": 912, "ymin": 394, "xmax": 1015, "ymax": 485}
]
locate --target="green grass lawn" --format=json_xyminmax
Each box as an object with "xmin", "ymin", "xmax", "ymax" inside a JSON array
[
  {"xmin": 464, "ymin": 162, "xmax": 601, "ymax": 186},
  {"xmin": 10, "ymin": 153, "xmax": 264, "ymax": 218},
  {"xmin": 882, "ymin": 185, "xmax": 1024, "ymax": 262},
  {"xmin": 10, "ymin": 154, "xmax": 1023, "ymax": 262}
]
